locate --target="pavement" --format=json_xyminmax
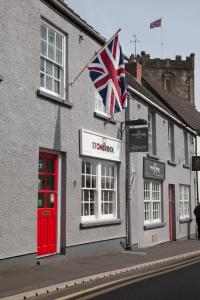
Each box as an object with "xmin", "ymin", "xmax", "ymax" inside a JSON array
[{"xmin": 1, "ymin": 238, "xmax": 200, "ymax": 300}]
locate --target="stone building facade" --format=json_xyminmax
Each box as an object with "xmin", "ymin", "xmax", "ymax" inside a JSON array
[{"xmin": 130, "ymin": 51, "xmax": 195, "ymax": 106}]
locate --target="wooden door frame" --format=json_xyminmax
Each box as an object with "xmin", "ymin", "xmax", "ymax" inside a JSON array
[{"xmin": 168, "ymin": 184, "xmax": 176, "ymax": 241}]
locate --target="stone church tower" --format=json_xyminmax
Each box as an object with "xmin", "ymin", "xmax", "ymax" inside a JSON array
[{"xmin": 130, "ymin": 51, "xmax": 195, "ymax": 106}]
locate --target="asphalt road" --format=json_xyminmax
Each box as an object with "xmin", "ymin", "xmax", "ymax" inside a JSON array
[{"xmin": 91, "ymin": 261, "xmax": 200, "ymax": 300}]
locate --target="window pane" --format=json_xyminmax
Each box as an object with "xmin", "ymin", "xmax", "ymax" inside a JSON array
[
  {"xmin": 90, "ymin": 203, "xmax": 94, "ymax": 215},
  {"xmin": 40, "ymin": 73, "xmax": 45, "ymax": 87},
  {"xmin": 46, "ymin": 76, "xmax": 53, "ymax": 91},
  {"xmin": 46, "ymin": 61, "xmax": 53, "ymax": 76},
  {"xmin": 41, "ymin": 40, "xmax": 47, "ymax": 56},
  {"xmin": 38, "ymin": 176, "xmax": 45, "ymax": 190},
  {"xmin": 48, "ymin": 159, "xmax": 54, "ymax": 173},
  {"xmin": 54, "ymin": 65, "xmax": 60, "ymax": 79},
  {"xmin": 38, "ymin": 193, "xmax": 45, "ymax": 208},
  {"xmin": 82, "ymin": 175, "xmax": 85, "ymax": 188},
  {"xmin": 48, "ymin": 44, "xmax": 55, "ymax": 60},
  {"xmin": 86, "ymin": 176, "xmax": 90, "ymax": 188},
  {"xmin": 47, "ymin": 176, "xmax": 54, "ymax": 190},
  {"xmin": 46, "ymin": 193, "xmax": 55, "ymax": 208},
  {"xmin": 41, "ymin": 23, "xmax": 47, "ymax": 40},
  {"xmin": 56, "ymin": 34, "xmax": 62, "ymax": 50},
  {"xmin": 101, "ymin": 177, "xmax": 105, "ymax": 189},
  {"xmin": 39, "ymin": 158, "xmax": 46, "ymax": 172},
  {"xmin": 84, "ymin": 203, "xmax": 89, "ymax": 216},
  {"xmin": 56, "ymin": 49, "xmax": 62, "ymax": 65},
  {"xmin": 40, "ymin": 57, "xmax": 45, "ymax": 72},
  {"xmin": 86, "ymin": 162, "xmax": 90, "ymax": 174},
  {"xmin": 92, "ymin": 176, "xmax": 96, "ymax": 188},
  {"xmin": 109, "ymin": 203, "xmax": 113, "ymax": 214},
  {"xmin": 48, "ymin": 28, "xmax": 56, "ymax": 45},
  {"xmin": 54, "ymin": 80, "xmax": 60, "ymax": 94}
]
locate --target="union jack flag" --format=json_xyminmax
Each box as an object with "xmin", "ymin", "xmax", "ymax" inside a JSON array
[
  {"xmin": 150, "ymin": 18, "xmax": 161, "ymax": 29},
  {"xmin": 88, "ymin": 33, "xmax": 127, "ymax": 115}
]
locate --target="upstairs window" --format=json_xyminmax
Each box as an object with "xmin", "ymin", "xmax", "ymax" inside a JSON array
[
  {"xmin": 184, "ymin": 131, "xmax": 189, "ymax": 166},
  {"xmin": 168, "ymin": 122, "xmax": 175, "ymax": 162},
  {"xmin": 40, "ymin": 21, "xmax": 65, "ymax": 98},
  {"xmin": 148, "ymin": 111, "xmax": 156, "ymax": 156},
  {"xmin": 95, "ymin": 90, "xmax": 108, "ymax": 116}
]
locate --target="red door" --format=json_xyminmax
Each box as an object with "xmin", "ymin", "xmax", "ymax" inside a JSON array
[
  {"xmin": 169, "ymin": 184, "xmax": 176, "ymax": 241},
  {"xmin": 37, "ymin": 152, "xmax": 58, "ymax": 256}
]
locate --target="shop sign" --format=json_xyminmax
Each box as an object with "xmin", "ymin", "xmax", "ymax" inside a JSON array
[
  {"xmin": 80, "ymin": 129, "xmax": 122, "ymax": 161},
  {"xmin": 144, "ymin": 158, "xmax": 165, "ymax": 180},
  {"xmin": 129, "ymin": 127, "xmax": 148, "ymax": 152}
]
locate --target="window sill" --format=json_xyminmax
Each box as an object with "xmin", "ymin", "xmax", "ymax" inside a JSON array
[
  {"xmin": 183, "ymin": 163, "xmax": 190, "ymax": 169},
  {"xmin": 144, "ymin": 222, "xmax": 166, "ymax": 231},
  {"xmin": 37, "ymin": 89, "xmax": 73, "ymax": 108},
  {"xmin": 147, "ymin": 154, "xmax": 159, "ymax": 160},
  {"xmin": 179, "ymin": 218, "xmax": 192, "ymax": 224},
  {"xmin": 94, "ymin": 112, "xmax": 117, "ymax": 124},
  {"xmin": 167, "ymin": 160, "xmax": 177, "ymax": 166},
  {"xmin": 80, "ymin": 218, "xmax": 122, "ymax": 229}
]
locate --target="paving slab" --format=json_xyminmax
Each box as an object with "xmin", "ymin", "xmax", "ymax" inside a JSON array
[{"xmin": 1, "ymin": 239, "xmax": 200, "ymax": 299}]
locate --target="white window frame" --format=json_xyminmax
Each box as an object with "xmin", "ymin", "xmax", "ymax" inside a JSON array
[
  {"xmin": 144, "ymin": 180, "xmax": 162, "ymax": 225},
  {"xmin": 95, "ymin": 90, "xmax": 111, "ymax": 118},
  {"xmin": 81, "ymin": 159, "xmax": 117, "ymax": 222},
  {"xmin": 179, "ymin": 185, "xmax": 190, "ymax": 220},
  {"xmin": 40, "ymin": 20, "xmax": 66, "ymax": 99},
  {"xmin": 148, "ymin": 111, "xmax": 156, "ymax": 156},
  {"xmin": 184, "ymin": 131, "xmax": 189, "ymax": 166},
  {"xmin": 168, "ymin": 122, "xmax": 175, "ymax": 162}
]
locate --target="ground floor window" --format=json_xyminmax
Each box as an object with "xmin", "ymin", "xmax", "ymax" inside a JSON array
[
  {"xmin": 144, "ymin": 180, "xmax": 162, "ymax": 224},
  {"xmin": 81, "ymin": 159, "xmax": 117, "ymax": 221},
  {"xmin": 179, "ymin": 185, "xmax": 190, "ymax": 220}
]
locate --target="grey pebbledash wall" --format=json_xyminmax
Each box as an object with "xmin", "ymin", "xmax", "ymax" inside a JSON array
[
  {"xmin": 0, "ymin": 0, "xmax": 126, "ymax": 259},
  {"xmin": 129, "ymin": 97, "xmax": 196, "ymax": 248},
  {"xmin": 0, "ymin": 0, "xmax": 196, "ymax": 261}
]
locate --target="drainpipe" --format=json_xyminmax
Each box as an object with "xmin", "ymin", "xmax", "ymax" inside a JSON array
[
  {"xmin": 195, "ymin": 135, "xmax": 199, "ymax": 204},
  {"xmin": 125, "ymin": 95, "xmax": 132, "ymax": 250}
]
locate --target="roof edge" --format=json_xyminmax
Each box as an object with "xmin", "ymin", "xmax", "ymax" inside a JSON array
[
  {"xmin": 42, "ymin": 0, "xmax": 106, "ymax": 45},
  {"xmin": 127, "ymin": 84, "xmax": 197, "ymax": 135}
]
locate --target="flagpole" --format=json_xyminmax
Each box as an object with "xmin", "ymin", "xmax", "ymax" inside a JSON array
[
  {"xmin": 69, "ymin": 28, "xmax": 121, "ymax": 86},
  {"xmin": 160, "ymin": 16, "xmax": 164, "ymax": 59}
]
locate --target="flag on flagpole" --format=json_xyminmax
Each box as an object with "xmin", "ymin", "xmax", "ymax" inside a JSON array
[
  {"xmin": 150, "ymin": 18, "xmax": 161, "ymax": 29},
  {"xmin": 87, "ymin": 32, "xmax": 127, "ymax": 115}
]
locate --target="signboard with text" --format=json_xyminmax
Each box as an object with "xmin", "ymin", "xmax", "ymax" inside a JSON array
[
  {"xmin": 143, "ymin": 158, "xmax": 165, "ymax": 180},
  {"xmin": 80, "ymin": 129, "xmax": 122, "ymax": 161},
  {"xmin": 129, "ymin": 127, "xmax": 148, "ymax": 152}
]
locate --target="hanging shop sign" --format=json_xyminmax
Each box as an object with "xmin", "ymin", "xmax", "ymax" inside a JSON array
[
  {"xmin": 192, "ymin": 156, "xmax": 200, "ymax": 171},
  {"xmin": 129, "ymin": 127, "xmax": 148, "ymax": 152},
  {"xmin": 143, "ymin": 158, "xmax": 165, "ymax": 180},
  {"xmin": 80, "ymin": 129, "xmax": 122, "ymax": 161}
]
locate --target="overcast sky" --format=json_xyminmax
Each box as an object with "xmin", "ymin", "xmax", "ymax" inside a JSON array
[{"xmin": 66, "ymin": 0, "xmax": 200, "ymax": 109}]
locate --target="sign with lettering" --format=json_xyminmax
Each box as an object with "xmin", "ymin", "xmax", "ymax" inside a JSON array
[
  {"xmin": 192, "ymin": 156, "xmax": 200, "ymax": 171},
  {"xmin": 80, "ymin": 129, "xmax": 122, "ymax": 161},
  {"xmin": 129, "ymin": 127, "xmax": 148, "ymax": 152},
  {"xmin": 143, "ymin": 158, "xmax": 165, "ymax": 180}
]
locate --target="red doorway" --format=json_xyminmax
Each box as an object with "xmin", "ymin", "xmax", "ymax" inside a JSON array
[
  {"xmin": 37, "ymin": 152, "xmax": 58, "ymax": 256},
  {"xmin": 169, "ymin": 184, "xmax": 176, "ymax": 241}
]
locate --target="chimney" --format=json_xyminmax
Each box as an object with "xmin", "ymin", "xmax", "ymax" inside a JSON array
[{"xmin": 125, "ymin": 60, "xmax": 142, "ymax": 83}]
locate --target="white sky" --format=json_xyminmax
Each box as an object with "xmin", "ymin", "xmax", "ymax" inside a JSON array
[{"xmin": 65, "ymin": 0, "xmax": 200, "ymax": 109}]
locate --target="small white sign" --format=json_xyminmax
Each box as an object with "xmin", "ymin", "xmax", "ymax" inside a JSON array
[{"xmin": 80, "ymin": 129, "xmax": 122, "ymax": 161}]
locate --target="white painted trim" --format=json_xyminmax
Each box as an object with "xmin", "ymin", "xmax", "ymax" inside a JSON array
[
  {"xmin": 81, "ymin": 129, "xmax": 122, "ymax": 143},
  {"xmin": 128, "ymin": 85, "xmax": 197, "ymax": 135},
  {"xmin": 57, "ymin": 153, "xmax": 61, "ymax": 254}
]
